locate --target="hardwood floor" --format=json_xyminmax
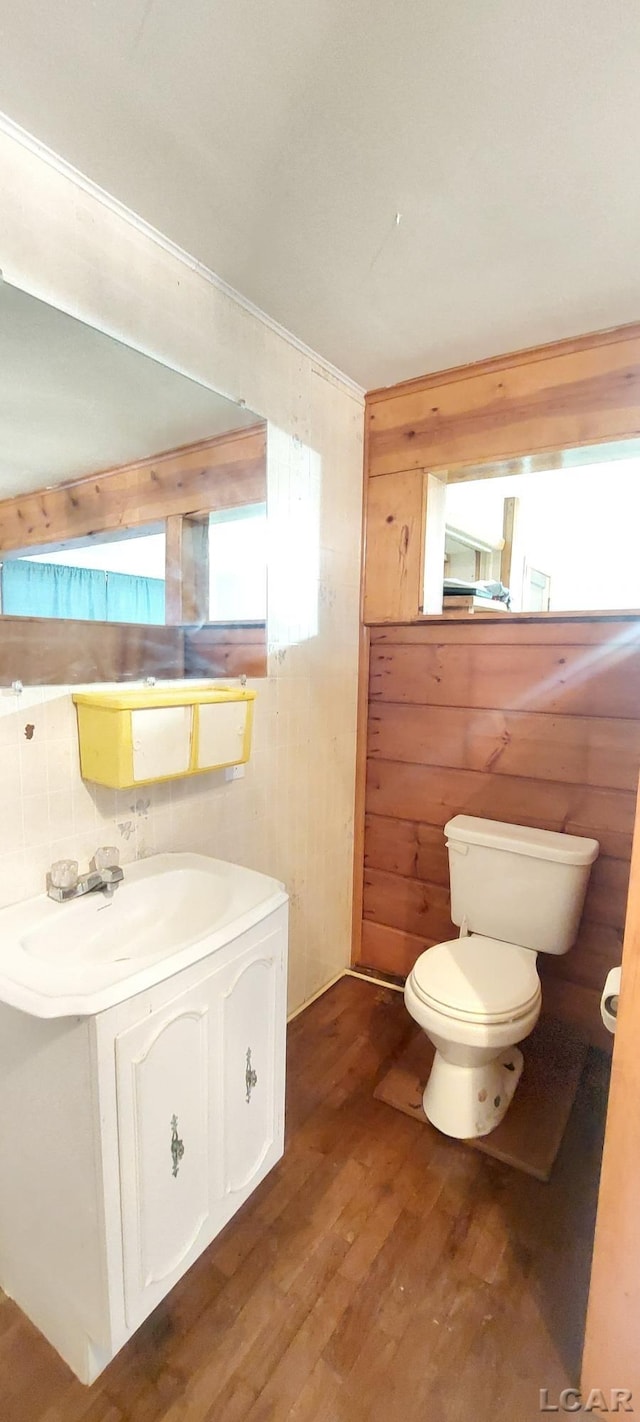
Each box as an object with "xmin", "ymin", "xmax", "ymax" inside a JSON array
[{"xmin": 1, "ymin": 976, "xmax": 609, "ymax": 1422}]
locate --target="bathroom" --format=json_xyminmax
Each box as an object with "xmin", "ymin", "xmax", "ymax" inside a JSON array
[{"xmin": 1, "ymin": 7, "xmax": 640, "ymax": 1419}]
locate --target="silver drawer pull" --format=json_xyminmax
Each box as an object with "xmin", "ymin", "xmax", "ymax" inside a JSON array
[
  {"xmin": 170, "ymin": 1114, "xmax": 185, "ymax": 1177},
  {"xmin": 245, "ymin": 1048, "xmax": 258, "ymax": 1103}
]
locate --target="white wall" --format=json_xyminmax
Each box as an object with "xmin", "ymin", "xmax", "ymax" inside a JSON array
[
  {"xmin": 0, "ymin": 123, "xmax": 364, "ymax": 1014},
  {"xmin": 27, "ymin": 532, "xmax": 166, "ymax": 577}
]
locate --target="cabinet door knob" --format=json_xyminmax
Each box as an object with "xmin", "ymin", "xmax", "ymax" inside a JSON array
[
  {"xmin": 245, "ymin": 1048, "xmax": 258, "ymax": 1103},
  {"xmin": 170, "ymin": 1114, "xmax": 185, "ymax": 1177}
]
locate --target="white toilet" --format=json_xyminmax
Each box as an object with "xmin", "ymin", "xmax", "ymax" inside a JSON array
[{"xmin": 404, "ymin": 815, "xmax": 599, "ymax": 1140}]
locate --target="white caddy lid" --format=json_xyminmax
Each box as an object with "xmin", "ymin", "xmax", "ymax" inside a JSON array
[
  {"xmin": 412, "ymin": 936, "xmax": 541, "ymax": 1022},
  {"xmin": 445, "ymin": 815, "xmax": 599, "ymax": 867}
]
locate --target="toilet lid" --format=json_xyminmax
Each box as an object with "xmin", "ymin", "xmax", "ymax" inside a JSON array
[{"xmin": 410, "ymin": 936, "xmax": 540, "ymax": 1023}]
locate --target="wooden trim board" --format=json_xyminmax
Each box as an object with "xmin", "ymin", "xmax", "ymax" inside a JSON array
[{"xmin": 367, "ymin": 329, "xmax": 640, "ymax": 480}]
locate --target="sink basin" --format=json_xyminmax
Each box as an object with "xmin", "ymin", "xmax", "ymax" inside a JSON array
[
  {"xmin": 23, "ymin": 865, "xmax": 233, "ymax": 966},
  {"xmin": 0, "ymin": 853, "xmax": 287, "ymax": 1018}
]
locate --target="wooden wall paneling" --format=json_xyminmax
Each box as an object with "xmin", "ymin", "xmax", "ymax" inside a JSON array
[
  {"xmin": 364, "ymin": 813, "xmax": 451, "ymax": 885},
  {"xmin": 366, "ymin": 760, "xmax": 635, "ymax": 861},
  {"xmin": 583, "ymin": 856, "xmax": 631, "ymax": 933},
  {"xmin": 363, "ymin": 865, "xmax": 455, "ymax": 944},
  {"xmin": 183, "ymin": 623, "xmax": 267, "ymax": 679},
  {"xmin": 0, "ymin": 616, "xmax": 185, "ymax": 685},
  {"xmin": 363, "ymin": 469, "xmax": 425, "ymax": 623},
  {"xmin": 582, "ymin": 779, "xmax": 640, "ymax": 1398},
  {"xmin": 370, "ymin": 617, "xmax": 640, "ymax": 646},
  {"xmin": 0, "ymin": 424, "xmax": 267, "ymax": 551},
  {"xmin": 356, "ymin": 618, "xmax": 640, "ymax": 1047},
  {"xmin": 360, "ymin": 920, "xmax": 440, "ymax": 978},
  {"xmin": 366, "ymin": 324, "xmax": 640, "ymax": 479},
  {"xmin": 363, "ymin": 816, "xmax": 633, "ymax": 932},
  {"xmin": 368, "ymin": 701, "xmax": 640, "ymax": 792},
  {"xmin": 351, "ymin": 625, "xmax": 371, "ymax": 965},
  {"xmin": 165, "ymin": 513, "xmax": 210, "ymax": 625},
  {"xmin": 369, "ymin": 640, "xmax": 640, "ymax": 719},
  {"xmin": 542, "ymin": 923, "xmax": 625, "ymax": 994}
]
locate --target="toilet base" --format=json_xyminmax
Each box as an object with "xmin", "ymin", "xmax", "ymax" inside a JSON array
[{"xmin": 423, "ymin": 1045, "xmax": 524, "ymax": 1139}]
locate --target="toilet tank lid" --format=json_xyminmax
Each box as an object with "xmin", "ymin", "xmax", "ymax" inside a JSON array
[{"xmin": 444, "ymin": 816, "xmax": 599, "ymax": 866}]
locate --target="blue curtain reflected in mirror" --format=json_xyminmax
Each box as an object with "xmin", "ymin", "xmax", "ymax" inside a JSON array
[{"xmin": 1, "ymin": 559, "xmax": 165, "ymax": 624}]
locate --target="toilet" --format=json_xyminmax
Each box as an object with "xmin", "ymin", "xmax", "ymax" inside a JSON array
[{"xmin": 404, "ymin": 815, "xmax": 599, "ymax": 1140}]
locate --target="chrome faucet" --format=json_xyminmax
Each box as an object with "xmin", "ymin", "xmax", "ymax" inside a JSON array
[{"xmin": 46, "ymin": 848, "xmax": 124, "ymax": 903}]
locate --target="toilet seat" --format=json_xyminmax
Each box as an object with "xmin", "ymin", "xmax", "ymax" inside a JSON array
[{"xmin": 410, "ymin": 935, "xmax": 541, "ymax": 1025}]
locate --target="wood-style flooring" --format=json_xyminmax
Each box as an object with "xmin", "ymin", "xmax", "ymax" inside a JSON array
[{"xmin": 1, "ymin": 976, "xmax": 609, "ymax": 1422}]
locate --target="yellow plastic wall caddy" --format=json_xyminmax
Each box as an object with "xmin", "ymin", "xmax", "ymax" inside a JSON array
[{"xmin": 72, "ymin": 685, "xmax": 256, "ymax": 789}]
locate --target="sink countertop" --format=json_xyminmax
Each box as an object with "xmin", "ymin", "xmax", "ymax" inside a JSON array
[{"xmin": 0, "ymin": 853, "xmax": 288, "ymax": 1019}]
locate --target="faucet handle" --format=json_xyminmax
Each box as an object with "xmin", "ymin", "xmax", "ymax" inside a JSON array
[
  {"xmin": 92, "ymin": 846, "xmax": 120, "ymax": 873},
  {"xmin": 49, "ymin": 859, "xmax": 79, "ymax": 892}
]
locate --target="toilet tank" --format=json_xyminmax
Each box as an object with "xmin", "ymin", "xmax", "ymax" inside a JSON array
[{"xmin": 445, "ymin": 816, "xmax": 599, "ymax": 955}]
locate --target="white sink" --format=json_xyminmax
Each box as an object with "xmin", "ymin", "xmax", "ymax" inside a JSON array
[
  {"xmin": 0, "ymin": 853, "xmax": 287, "ymax": 1018},
  {"xmin": 23, "ymin": 865, "xmax": 233, "ymax": 966}
]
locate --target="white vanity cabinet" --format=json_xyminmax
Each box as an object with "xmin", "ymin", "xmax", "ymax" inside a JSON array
[
  {"xmin": 115, "ymin": 978, "xmax": 218, "ymax": 1334},
  {"xmin": 220, "ymin": 943, "xmax": 282, "ymax": 1202},
  {"xmin": 0, "ymin": 902, "xmax": 287, "ymax": 1384}
]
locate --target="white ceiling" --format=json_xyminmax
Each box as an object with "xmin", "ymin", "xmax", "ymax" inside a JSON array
[
  {"xmin": 0, "ymin": 0, "xmax": 638, "ymax": 388},
  {"xmin": 0, "ymin": 283, "xmax": 258, "ymax": 497}
]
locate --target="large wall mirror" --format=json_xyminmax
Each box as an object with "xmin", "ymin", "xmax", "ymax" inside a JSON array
[{"xmin": 0, "ymin": 281, "xmax": 267, "ymax": 684}]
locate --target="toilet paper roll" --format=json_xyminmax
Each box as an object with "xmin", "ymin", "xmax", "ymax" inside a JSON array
[{"xmin": 600, "ymin": 965, "xmax": 621, "ymax": 1035}]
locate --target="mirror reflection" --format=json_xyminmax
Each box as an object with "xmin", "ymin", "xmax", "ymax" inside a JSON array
[
  {"xmin": 2, "ymin": 525, "xmax": 166, "ymax": 623},
  {"xmin": 0, "ymin": 282, "xmax": 265, "ymax": 630},
  {"xmin": 441, "ymin": 440, "xmax": 640, "ymax": 615},
  {"xmin": 208, "ymin": 506, "xmax": 267, "ymax": 622}
]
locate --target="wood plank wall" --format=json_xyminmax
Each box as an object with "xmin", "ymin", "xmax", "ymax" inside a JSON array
[
  {"xmin": 367, "ymin": 324, "xmax": 640, "ymax": 479},
  {"xmin": 357, "ymin": 616, "xmax": 640, "ymax": 1050}
]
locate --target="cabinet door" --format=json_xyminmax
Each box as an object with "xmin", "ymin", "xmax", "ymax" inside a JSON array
[
  {"xmin": 115, "ymin": 980, "xmax": 219, "ymax": 1330},
  {"xmin": 131, "ymin": 705, "xmax": 193, "ymax": 783},
  {"xmin": 197, "ymin": 700, "xmax": 249, "ymax": 770},
  {"xmin": 219, "ymin": 925, "xmax": 287, "ymax": 1214}
]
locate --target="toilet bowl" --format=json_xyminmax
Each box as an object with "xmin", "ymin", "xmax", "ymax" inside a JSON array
[
  {"xmin": 405, "ymin": 934, "xmax": 542, "ymax": 1138},
  {"xmin": 403, "ymin": 816, "xmax": 599, "ymax": 1140}
]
